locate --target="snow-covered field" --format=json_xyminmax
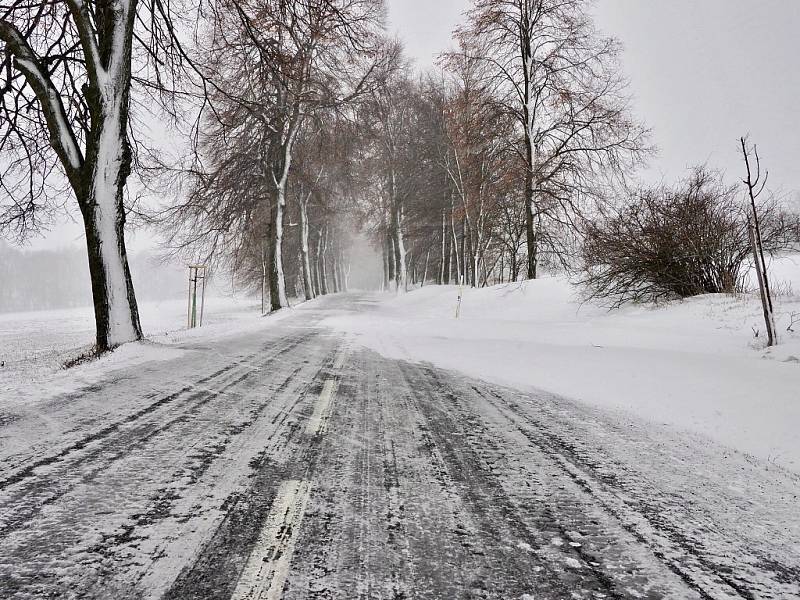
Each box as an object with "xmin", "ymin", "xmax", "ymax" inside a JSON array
[
  {"xmin": 3, "ymin": 257, "xmax": 800, "ymax": 476},
  {"xmin": 0, "ymin": 295, "xmax": 269, "ymax": 405},
  {"xmin": 324, "ymin": 255, "xmax": 800, "ymax": 475}
]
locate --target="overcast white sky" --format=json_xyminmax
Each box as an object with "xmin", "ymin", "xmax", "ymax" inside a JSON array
[
  {"xmin": 26, "ymin": 0, "xmax": 800, "ymax": 250},
  {"xmin": 387, "ymin": 0, "xmax": 800, "ymax": 186}
]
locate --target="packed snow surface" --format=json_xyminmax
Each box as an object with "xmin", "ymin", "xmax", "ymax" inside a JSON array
[{"xmin": 324, "ymin": 255, "xmax": 800, "ymax": 474}]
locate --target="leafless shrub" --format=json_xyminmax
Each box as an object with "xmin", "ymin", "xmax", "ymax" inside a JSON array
[{"xmin": 581, "ymin": 168, "xmax": 799, "ymax": 306}]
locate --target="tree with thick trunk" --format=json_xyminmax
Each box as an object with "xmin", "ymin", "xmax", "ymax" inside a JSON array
[
  {"xmin": 391, "ymin": 197, "xmax": 408, "ymax": 292},
  {"xmin": 1, "ymin": 0, "xmax": 152, "ymax": 351},
  {"xmin": 298, "ymin": 191, "xmax": 316, "ymax": 301}
]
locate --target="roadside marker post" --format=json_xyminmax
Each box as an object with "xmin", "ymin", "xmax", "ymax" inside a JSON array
[{"xmin": 455, "ymin": 275, "xmax": 464, "ymax": 319}]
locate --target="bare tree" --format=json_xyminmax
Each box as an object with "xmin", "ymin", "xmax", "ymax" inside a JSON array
[
  {"xmin": 172, "ymin": 0, "xmax": 383, "ymax": 311},
  {"xmin": 0, "ymin": 0, "xmax": 181, "ymax": 351},
  {"xmin": 289, "ymin": 113, "xmax": 361, "ymax": 300},
  {"xmin": 741, "ymin": 137, "xmax": 777, "ymax": 346},
  {"xmin": 440, "ymin": 42, "xmax": 513, "ymax": 287},
  {"xmin": 365, "ymin": 44, "xmax": 415, "ymax": 292},
  {"xmin": 455, "ymin": 0, "xmax": 650, "ymax": 279}
]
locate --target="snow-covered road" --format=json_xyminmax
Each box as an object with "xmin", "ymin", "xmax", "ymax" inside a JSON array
[{"xmin": 0, "ymin": 294, "xmax": 798, "ymax": 599}]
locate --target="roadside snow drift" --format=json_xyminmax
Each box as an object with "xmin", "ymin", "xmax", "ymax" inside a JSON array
[{"xmin": 324, "ymin": 256, "xmax": 800, "ymax": 474}]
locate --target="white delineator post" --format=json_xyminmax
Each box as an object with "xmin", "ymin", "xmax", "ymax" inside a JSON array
[{"xmin": 455, "ymin": 275, "xmax": 464, "ymax": 319}]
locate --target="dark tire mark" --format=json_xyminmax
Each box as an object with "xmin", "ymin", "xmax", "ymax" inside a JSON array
[
  {"xmin": 162, "ymin": 342, "xmax": 345, "ymax": 600},
  {"xmin": 397, "ymin": 361, "xmax": 627, "ymax": 600},
  {"xmin": 0, "ymin": 332, "xmax": 309, "ymax": 492}
]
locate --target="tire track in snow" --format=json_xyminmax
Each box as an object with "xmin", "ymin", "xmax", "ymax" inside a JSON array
[
  {"xmin": 97, "ymin": 354, "xmax": 325, "ymax": 600},
  {"xmin": 395, "ymin": 360, "xmax": 624, "ymax": 599},
  {"xmin": 0, "ymin": 332, "xmax": 338, "ymax": 599},
  {"xmin": 471, "ymin": 382, "xmax": 797, "ymax": 599},
  {"xmin": 229, "ymin": 479, "xmax": 313, "ymax": 600},
  {"xmin": 0, "ymin": 331, "xmax": 308, "ymax": 492},
  {"xmin": 0, "ymin": 334, "xmax": 312, "ymax": 540},
  {"xmin": 228, "ymin": 347, "xmax": 348, "ymax": 599},
  {"xmin": 162, "ymin": 343, "xmax": 350, "ymax": 600},
  {"xmin": 271, "ymin": 351, "xmax": 382, "ymax": 599}
]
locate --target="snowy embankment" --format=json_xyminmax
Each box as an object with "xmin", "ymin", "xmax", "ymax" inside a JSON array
[
  {"xmin": 324, "ymin": 255, "xmax": 800, "ymax": 475},
  {"xmin": 0, "ymin": 295, "xmax": 272, "ymax": 405}
]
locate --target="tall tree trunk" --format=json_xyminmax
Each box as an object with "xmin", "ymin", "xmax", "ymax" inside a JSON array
[
  {"xmin": 469, "ymin": 231, "xmax": 479, "ymax": 288},
  {"xmin": 331, "ymin": 235, "xmax": 340, "ymax": 293},
  {"xmin": 524, "ymin": 133, "xmax": 538, "ymax": 280},
  {"xmin": 298, "ymin": 198, "xmax": 314, "ymax": 301},
  {"xmin": 81, "ymin": 20, "xmax": 142, "ymax": 352},
  {"xmin": 314, "ymin": 229, "xmax": 323, "ymax": 296},
  {"xmin": 439, "ymin": 209, "xmax": 447, "ymax": 285},
  {"xmin": 381, "ymin": 231, "xmax": 390, "ymax": 292},
  {"xmin": 338, "ymin": 248, "xmax": 347, "ymax": 292},
  {"xmin": 392, "ymin": 201, "xmax": 407, "ymax": 292},
  {"xmin": 387, "ymin": 231, "xmax": 397, "ymax": 287},
  {"xmin": 80, "ymin": 180, "xmax": 142, "ymax": 352},
  {"xmin": 422, "ymin": 248, "xmax": 430, "ymax": 288},
  {"xmin": 342, "ymin": 251, "xmax": 351, "ymax": 292},
  {"xmin": 459, "ymin": 218, "xmax": 467, "ymax": 285},
  {"xmin": 520, "ymin": 17, "xmax": 539, "ymax": 282},
  {"xmin": 261, "ymin": 240, "xmax": 268, "ymax": 314},
  {"xmin": 320, "ymin": 223, "xmax": 329, "ymax": 295},
  {"xmin": 450, "ymin": 202, "xmax": 460, "ymax": 284},
  {"xmin": 268, "ymin": 185, "xmax": 289, "ymax": 311},
  {"xmin": 449, "ymin": 236, "xmax": 456, "ymax": 285}
]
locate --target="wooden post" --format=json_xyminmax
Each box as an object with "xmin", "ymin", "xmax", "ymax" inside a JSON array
[{"xmin": 187, "ymin": 265, "xmax": 208, "ymax": 329}]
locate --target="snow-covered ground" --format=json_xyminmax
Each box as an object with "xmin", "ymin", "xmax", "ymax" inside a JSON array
[
  {"xmin": 0, "ymin": 295, "xmax": 272, "ymax": 405},
  {"xmin": 324, "ymin": 255, "xmax": 800, "ymax": 475},
  {"xmin": 3, "ymin": 257, "xmax": 800, "ymax": 476}
]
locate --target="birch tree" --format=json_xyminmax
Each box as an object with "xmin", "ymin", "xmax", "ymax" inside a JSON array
[
  {"xmin": 441, "ymin": 43, "xmax": 513, "ymax": 287},
  {"xmin": 363, "ymin": 45, "xmax": 421, "ymax": 292},
  {"xmin": 289, "ymin": 114, "xmax": 359, "ymax": 300},
  {"xmin": 375, "ymin": 85, "xmax": 408, "ymax": 291}
]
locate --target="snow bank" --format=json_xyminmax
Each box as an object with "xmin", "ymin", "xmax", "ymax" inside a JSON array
[{"xmin": 323, "ymin": 255, "xmax": 800, "ymax": 474}]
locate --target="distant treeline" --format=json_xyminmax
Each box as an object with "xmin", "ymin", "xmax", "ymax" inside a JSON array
[{"xmin": 0, "ymin": 244, "xmax": 188, "ymax": 313}]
